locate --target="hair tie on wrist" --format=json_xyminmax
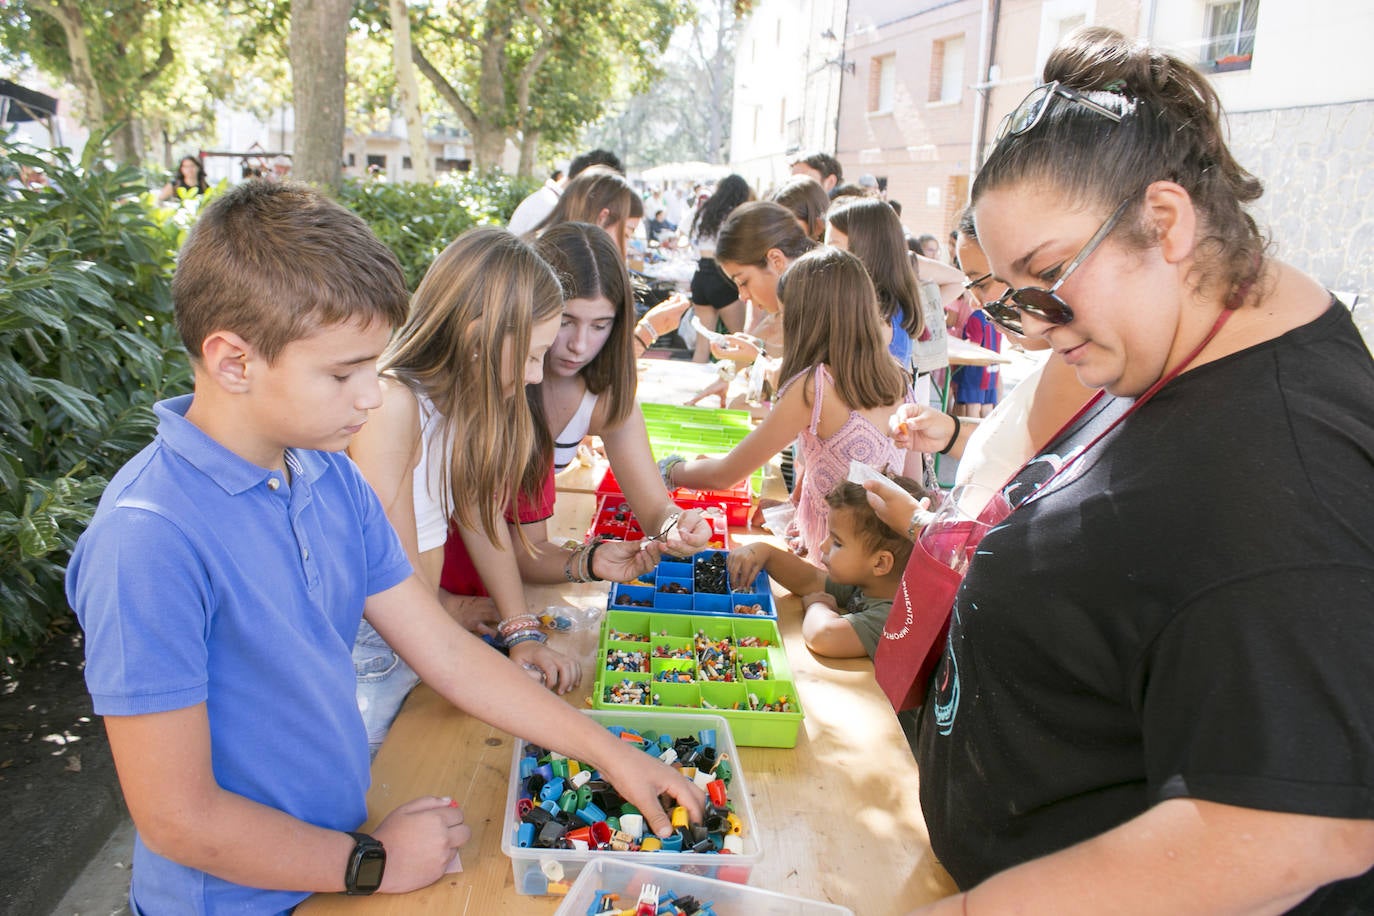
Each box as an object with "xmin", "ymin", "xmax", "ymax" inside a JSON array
[{"xmin": 938, "ymin": 413, "xmax": 962, "ymax": 455}]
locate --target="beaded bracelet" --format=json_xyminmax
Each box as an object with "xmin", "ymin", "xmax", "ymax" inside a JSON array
[
  {"xmin": 503, "ymin": 630, "xmax": 548, "ymax": 649},
  {"xmin": 563, "ymin": 542, "xmax": 587, "ymax": 583},
  {"xmin": 497, "ymin": 614, "xmax": 541, "ymax": 639},
  {"xmin": 938, "ymin": 412, "xmax": 962, "ymax": 455},
  {"xmin": 563, "ymin": 540, "xmax": 604, "ymax": 584}
]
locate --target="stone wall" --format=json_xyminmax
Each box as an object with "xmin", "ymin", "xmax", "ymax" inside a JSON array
[{"xmin": 1228, "ymin": 99, "xmax": 1374, "ymax": 348}]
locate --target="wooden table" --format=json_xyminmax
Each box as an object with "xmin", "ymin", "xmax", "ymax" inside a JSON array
[{"xmin": 299, "ymin": 497, "xmax": 957, "ymax": 915}]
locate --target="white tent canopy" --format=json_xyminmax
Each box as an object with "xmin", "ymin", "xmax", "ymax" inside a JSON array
[{"xmin": 637, "ymin": 161, "xmax": 730, "ymax": 183}]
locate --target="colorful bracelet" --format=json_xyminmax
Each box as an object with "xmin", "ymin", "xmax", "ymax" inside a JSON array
[
  {"xmin": 497, "ymin": 614, "xmax": 542, "ymax": 639},
  {"xmin": 503, "ymin": 630, "xmax": 548, "ymax": 649}
]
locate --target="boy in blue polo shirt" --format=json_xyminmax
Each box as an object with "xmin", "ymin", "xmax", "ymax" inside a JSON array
[{"xmin": 66, "ymin": 181, "xmax": 702, "ymax": 914}]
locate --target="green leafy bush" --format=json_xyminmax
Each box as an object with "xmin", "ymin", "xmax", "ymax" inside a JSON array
[
  {"xmin": 0, "ymin": 150, "xmax": 530, "ymax": 671},
  {"xmin": 0, "ymin": 142, "xmax": 191, "ymax": 672},
  {"xmin": 339, "ymin": 171, "xmax": 540, "ymax": 290}
]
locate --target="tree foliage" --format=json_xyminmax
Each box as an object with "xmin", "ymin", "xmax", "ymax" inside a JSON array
[
  {"xmin": 582, "ymin": 0, "xmax": 740, "ymax": 169},
  {"xmin": 0, "ymin": 1, "xmax": 269, "ymax": 167},
  {"xmin": 400, "ymin": 0, "xmax": 690, "ymax": 174}
]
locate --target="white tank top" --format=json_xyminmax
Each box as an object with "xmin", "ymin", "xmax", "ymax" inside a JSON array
[
  {"xmin": 411, "ymin": 393, "xmax": 451, "ymax": 553},
  {"xmin": 553, "ymin": 389, "xmax": 600, "ymax": 471},
  {"xmin": 955, "ymin": 360, "xmax": 1043, "ymax": 491}
]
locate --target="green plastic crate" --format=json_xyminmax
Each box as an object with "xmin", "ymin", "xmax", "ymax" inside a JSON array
[
  {"xmin": 641, "ymin": 403, "xmax": 754, "ymax": 431},
  {"xmin": 640, "ymin": 403, "xmax": 764, "ymax": 493},
  {"xmin": 594, "ymin": 610, "xmax": 803, "ymax": 748}
]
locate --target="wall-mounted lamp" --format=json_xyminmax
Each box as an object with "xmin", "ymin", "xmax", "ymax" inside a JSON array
[
  {"xmin": 821, "ymin": 28, "xmax": 837, "ymax": 40},
  {"xmin": 826, "ymin": 57, "xmax": 856, "ymax": 74}
]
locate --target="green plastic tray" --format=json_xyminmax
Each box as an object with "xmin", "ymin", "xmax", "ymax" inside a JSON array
[
  {"xmin": 594, "ymin": 610, "xmax": 803, "ymax": 748},
  {"xmin": 641, "ymin": 402, "xmax": 754, "ymax": 431}
]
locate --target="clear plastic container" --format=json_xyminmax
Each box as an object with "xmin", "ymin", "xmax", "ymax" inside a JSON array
[
  {"xmin": 500, "ymin": 710, "xmax": 761, "ymax": 895},
  {"xmin": 554, "ymin": 858, "xmax": 855, "ymax": 915}
]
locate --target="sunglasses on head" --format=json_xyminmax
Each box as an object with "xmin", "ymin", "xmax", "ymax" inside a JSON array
[
  {"xmin": 981, "ymin": 195, "xmax": 1135, "ymax": 336},
  {"xmin": 995, "ymin": 81, "xmax": 1124, "ymax": 143}
]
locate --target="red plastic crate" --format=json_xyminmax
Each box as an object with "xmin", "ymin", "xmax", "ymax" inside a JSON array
[
  {"xmin": 585, "ymin": 495, "xmax": 729, "ymax": 550},
  {"xmin": 597, "ymin": 468, "xmax": 751, "ymax": 528}
]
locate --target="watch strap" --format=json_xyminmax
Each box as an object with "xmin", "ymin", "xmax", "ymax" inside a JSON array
[{"xmin": 344, "ymin": 830, "xmax": 386, "ymax": 896}]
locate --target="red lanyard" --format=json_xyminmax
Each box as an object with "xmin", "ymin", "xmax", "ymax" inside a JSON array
[{"xmin": 1015, "ymin": 306, "xmax": 1235, "ymax": 501}]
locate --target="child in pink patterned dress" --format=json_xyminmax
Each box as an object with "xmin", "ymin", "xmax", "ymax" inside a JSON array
[{"xmin": 664, "ymin": 246, "xmax": 924, "ymax": 562}]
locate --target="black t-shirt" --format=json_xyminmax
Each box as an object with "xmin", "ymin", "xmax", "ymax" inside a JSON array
[{"xmin": 917, "ymin": 302, "xmax": 1374, "ymax": 911}]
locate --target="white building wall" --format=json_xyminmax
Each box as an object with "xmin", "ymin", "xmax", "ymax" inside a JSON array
[
  {"xmin": 1148, "ymin": 0, "xmax": 1374, "ymax": 334},
  {"xmin": 729, "ymin": 0, "xmax": 847, "ymax": 195},
  {"xmin": 1147, "ymin": 0, "xmax": 1374, "ymax": 111}
]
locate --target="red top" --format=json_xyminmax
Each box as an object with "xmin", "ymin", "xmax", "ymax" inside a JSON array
[{"xmin": 438, "ymin": 467, "xmax": 556, "ymax": 596}]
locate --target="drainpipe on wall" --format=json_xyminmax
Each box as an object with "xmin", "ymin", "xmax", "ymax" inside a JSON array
[
  {"xmin": 968, "ymin": 0, "xmax": 1002, "ymax": 190},
  {"xmin": 830, "ymin": 0, "xmax": 851, "ymax": 156}
]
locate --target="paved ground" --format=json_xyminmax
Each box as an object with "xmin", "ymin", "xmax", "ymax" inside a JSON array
[
  {"xmin": 50, "ymin": 819, "xmax": 132, "ymax": 916},
  {"xmin": 0, "ymin": 625, "xmax": 127, "ymax": 916}
]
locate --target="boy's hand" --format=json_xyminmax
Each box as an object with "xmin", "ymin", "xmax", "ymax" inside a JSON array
[
  {"xmin": 727, "ymin": 543, "xmax": 770, "ymax": 586},
  {"xmin": 889, "ymin": 403, "xmax": 955, "ymax": 453},
  {"xmin": 595, "ymin": 743, "xmax": 706, "ymax": 838},
  {"xmin": 802, "ymin": 591, "xmax": 840, "ymax": 612},
  {"xmin": 508, "ymin": 640, "xmax": 582, "ymax": 695},
  {"xmin": 373, "ymin": 796, "xmax": 471, "ymax": 894}
]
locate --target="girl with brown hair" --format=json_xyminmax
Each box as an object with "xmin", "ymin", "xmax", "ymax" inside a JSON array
[{"xmin": 664, "ymin": 247, "xmax": 921, "ymax": 561}]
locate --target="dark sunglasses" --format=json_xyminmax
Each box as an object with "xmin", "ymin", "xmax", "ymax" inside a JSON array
[
  {"xmin": 962, "ymin": 271, "xmax": 993, "ymax": 291},
  {"xmin": 995, "ymin": 81, "xmax": 1123, "ymax": 143},
  {"xmin": 982, "ymin": 196, "xmax": 1135, "ymax": 335}
]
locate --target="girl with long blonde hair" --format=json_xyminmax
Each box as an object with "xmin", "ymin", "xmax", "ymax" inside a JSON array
[{"xmin": 348, "ymin": 227, "xmax": 567, "ymax": 753}]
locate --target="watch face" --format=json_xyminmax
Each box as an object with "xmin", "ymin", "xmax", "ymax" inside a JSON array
[{"xmin": 355, "ymin": 848, "xmax": 385, "ymax": 892}]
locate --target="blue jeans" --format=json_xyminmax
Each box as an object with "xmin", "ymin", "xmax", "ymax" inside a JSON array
[{"xmin": 353, "ymin": 619, "xmax": 420, "ymax": 758}]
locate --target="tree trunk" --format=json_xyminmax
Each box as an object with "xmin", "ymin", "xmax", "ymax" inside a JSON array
[
  {"xmin": 290, "ymin": 0, "xmax": 350, "ymax": 193},
  {"xmin": 390, "ymin": 0, "xmax": 434, "ymax": 184},
  {"xmin": 45, "ymin": 2, "xmax": 107, "ymax": 146},
  {"xmin": 517, "ymin": 130, "xmax": 540, "ymax": 177},
  {"xmin": 111, "ymin": 121, "xmax": 141, "ymax": 166},
  {"xmin": 412, "ymin": 34, "xmax": 510, "ymax": 173}
]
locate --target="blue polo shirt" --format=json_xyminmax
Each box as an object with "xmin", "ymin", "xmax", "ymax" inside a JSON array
[{"xmin": 67, "ymin": 394, "xmax": 412, "ymax": 915}]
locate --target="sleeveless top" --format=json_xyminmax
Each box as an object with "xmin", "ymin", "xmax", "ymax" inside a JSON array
[
  {"xmin": 412, "ymin": 393, "xmax": 450, "ymax": 553},
  {"xmin": 553, "ymin": 388, "xmax": 600, "ymax": 472},
  {"xmin": 909, "ymin": 279, "xmax": 949, "ymax": 375},
  {"xmin": 782, "ymin": 364, "xmax": 910, "ymax": 565}
]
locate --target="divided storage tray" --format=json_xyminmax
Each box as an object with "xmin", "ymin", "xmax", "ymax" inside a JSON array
[
  {"xmin": 594, "ymin": 610, "xmax": 803, "ymax": 748},
  {"xmin": 608, "ymin": 551, "xmax": 775, "ymax": 619},
  {"xmin": 501, "ymin": 710, "xmax": 761, "ymax": 895},
  {"xmin": 554, "ymin": 859, "xmax": 855, "ymax": 916}
]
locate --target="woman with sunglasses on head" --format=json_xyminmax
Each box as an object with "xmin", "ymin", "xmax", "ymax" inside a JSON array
[{"xmin": 903, "ymin": 27, "xmax": 1374, "ymax": 916}]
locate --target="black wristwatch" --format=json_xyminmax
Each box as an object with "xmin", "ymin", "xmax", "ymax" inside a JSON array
[{"xmin": 344, "ymin": 831, "xmax": 386, "ymax": 895}]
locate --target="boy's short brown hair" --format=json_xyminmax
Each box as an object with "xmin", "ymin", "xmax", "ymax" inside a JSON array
[
  {"xmin": 825, "ymin": 474, "xmax": 925, "ymax": 565},
  {"xmin": 172, "ymin": 181, "xmax": 409, "ymax": 363}
]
